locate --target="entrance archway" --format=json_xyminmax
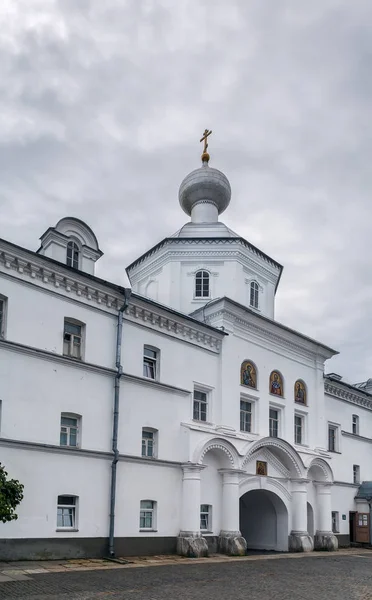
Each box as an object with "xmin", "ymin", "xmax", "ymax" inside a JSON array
[{"xmin": 239, "ymin": 489, "xmax": 289, "ymax": 552}]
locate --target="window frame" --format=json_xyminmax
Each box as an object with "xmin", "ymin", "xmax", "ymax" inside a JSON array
[
  {"xmin": 141, "ymin": 428, "xmax": 158, "ymax": 458},
  {"xmin": 249, "ymin": 281, "xmax": 259, "ymax": 309},
  {"xmin": 194, "ymin": 270, "xmax": 210, "ymax": 299},
  {"xmin": 139, "ymin": 499, "xmax": 156, "ymax": 531},
  {"xmin": 66, "ymin": 240, "xmax": 80, "ymax": 269},
  {"xmin": 63, "ymin": 318, "xmax": 85, "ymax": 360},
  {"xmin": 57, "ymin": 495, "xmax": 78, "ymax": 531},
  {"xmin": 193, "ymin": 388, "xmax": 208, "ymax": 423},
  {"xmin": 200, "ymin": 504, "xmax": 212, "ymax": 532},
  {"xmin": 294, "ymin": 414, "xmax": 304, "ymax": 446},
  {"xmin": 331, "ymin": 511, "xmax": 339, "ymax": 533},
  {"xmin": 353, "ymin": 464, "xmax": 360, "ymax": 485},
  {"xmin": 352, "ymin": 414, "xmax": 359, "ymax": 436},
  {"xmin": 0, "ymin": 295, "xmax": 7, "ymax": 339},
  {"xmin": 143, "ymin": 346, "xmax": 159, "ymax": 380},
  {"xmin": 60, "ymin": 413, "xmax": 81, "ymax": 448},
  {"xmin": 240, "ymin": 399, "xmax": 252, "ymax": 433},
  {"xmin": 269, "ymin": 407, "xmax": 280, "ymax": 438},
  {"xmin": 328, "ymin": 423, "xmax": 340, "ymax": 453}
]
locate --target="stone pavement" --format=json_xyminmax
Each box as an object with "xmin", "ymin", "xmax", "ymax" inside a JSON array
[{"xmin": 0, "ymin": 549, "xmax": 371, "ymax": 599}]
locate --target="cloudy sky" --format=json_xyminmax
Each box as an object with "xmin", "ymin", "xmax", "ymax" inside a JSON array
[{"xmin": 1, "ymin": 0, "xmax": 372, "ymax": 382}]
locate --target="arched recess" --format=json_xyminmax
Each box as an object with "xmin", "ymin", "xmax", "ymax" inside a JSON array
[
  {"xmin": 239, "ymin": 477, "xmax": 290, "ymax": 552},
  {"xmin": 306, "ymin": 458, "xmax": 334, "ymax": 483},
  {"xmin": 193, "ymin": 437, "xmax": 240, "ymax": 469},
  {"xmin": 307, "ymin": 502, "xmax": 314, "ymax": 537},
  {"xmin": 242, "ymin": 437, "xmax": 306, "ymax": 478}
]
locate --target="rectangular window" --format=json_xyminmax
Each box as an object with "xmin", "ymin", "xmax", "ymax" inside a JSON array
[
  {"xmin": 353, "ymin": 465, "xmax": 360, "ymax": 485},
  {"xmin": 193, "ymin": 390, "xmax": 207, "ymax": 422},
  {"xmin": 0, "ymin": 297, "xmax": 7, "ymax": 338},
  {"xmin": 269, "ymin": 408, "xmax": 279, "ymax": 438},
  {"xmin": 294, "ymin": 415, "xmax": 303, "ymax": 445},
  {"xmin": 240, "ymin": 400, "xmax": 252, "ymax": 432},
  {"xmin": 63, "ymin": 320, "xmax": 83, "ymax": 359},
  {"xmin": 140, "ymin": 500, "xmax": 155, "ymax": 529},
  {"xmin": 142, "ymin": 429, "xmax": 155, "ymax": 457},
  {"xmin": 57, "ymin": 496, "xmax": 77, "ymax": 529},
  {"xmin": 332, "ymin": 511, "xmax": 339, "ymax": 533},
  {"xmin": 328, "ymin": 425, "xmax": 337, "ymax": 452},
  {"xmin": 143, "ymin": 347, "xmax": 157, "ymax": 379},
  {"xmin": 60, "ymin": 415, "xmax": 79, "ymax": 447},
  {"xmin": 200, "ymin": 504, "xmax": 212, "ymax": 531},
  {"xmin": 352, "ymin": 415, "xmax": 359, "ymax": 436}
]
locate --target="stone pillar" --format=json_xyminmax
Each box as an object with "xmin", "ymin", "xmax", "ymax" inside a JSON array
[
  {"xmin": 314, "ymin": 483, "xmax": 338, "ymax": 551},
  {"xmin": 288, "ymin": 479, "xmax": 314, "ymax": 552},
  {"xmin": 218, "ymin": 469, "xmax": 247, "ymax": 556},
  {"xmin": 177, "ymin": 464, "xmax": 208, "ymax": 557}
]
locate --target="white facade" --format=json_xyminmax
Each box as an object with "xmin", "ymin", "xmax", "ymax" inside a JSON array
[{"xmin": 0, "ymin": 154, "xmax": 371, "ymax": 560}]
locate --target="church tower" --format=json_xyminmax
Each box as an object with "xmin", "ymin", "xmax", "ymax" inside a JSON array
[{"xmin": 126, "ymin": 131, "xmax": 282, "ymax": 319}]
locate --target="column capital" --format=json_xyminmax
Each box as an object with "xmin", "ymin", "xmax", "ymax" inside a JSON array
[
  {"xmin": 181, "ymin": 463, "xmax": 207, "ymax": 476},
  {"xmin": 314, "ymin": 481, "xmax": 333, "ymax": 491},
  {"xmin": 218, "ymin": 468, "xmax": 246, "ymax": 476}
]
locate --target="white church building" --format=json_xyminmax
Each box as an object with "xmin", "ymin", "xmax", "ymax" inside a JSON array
[{"xmin": 0, "ymin": 139, "xmax": 372, "ymax": 560}]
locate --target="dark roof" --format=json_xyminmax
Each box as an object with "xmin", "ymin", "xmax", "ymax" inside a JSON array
[
  {"xmin": 356, "ymin": 481, "xmax": 372, "ymax": 499},
  {"xmin": 192, "ymin": 296, "xmax": 338, "ymax": 355},
  {"xmin": 126, "ymin": 236, "xmax": 283, "ymax": 292},
  {"xmin": 325, "ymin": 374, "xmax": 372, "ymax": 398}
]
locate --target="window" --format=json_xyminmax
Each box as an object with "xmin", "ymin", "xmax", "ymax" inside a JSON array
[
  {"xmin": 294, "ymin": 415, "xmax": 303, "ymax": 445},
  {"xmin": 0, "ymin": 296, "xmax": 7, "ymax": 338},
  {"xmin": 328, "ymin": 425, "xmax": 337, "ymax": 452},
  {"xmin": 57, "ymin": 495, "xmax": 77, "ymax": 529},
  {"xmin": 60, "ymin": 415, "xmax": 79, "ymax": 447},
  {"xmin": 63, "ymin": 320, "xmax": 83, "ymax": 359},
  {"xmin": 240, "ymin": 400, "xmax": 252, "ymax": 433},
  {"xmin": 250, "ymin": 281, "xmax": 259, "ymax": 309},
  {"xmin": 269, "ymin": 408, "xmax": 279, "ymax": 438},
  {"xmin": 143, "ymin": 347, "xmax": 158, "ymax": 379},
  {"xmin": 332, "ymin": 511, "xmax": 339, "ymax": 533},
  {"xmin": 200, "ymin": 504, "xmax": 212, "ymax": 531},
  {"xmin": 66, "ymin": 241, "xmax": 79, "ymax": 269},
  {"xmin": 353, "ymin": 465, "xmax": 360, "ymax": 484},
  {"xmin": 195, "ymin": 270, "xmax": 210, "ymax": 298},
  {"xmin": 142, "ymin": 428, "xmax": 157, "ymax": 458},
  {"xmin": 139, "ymin": 500, "xmax": 156, "ymax": 530},
  {"xmin": 193, "ymin": 389, "xmax": 208, "ymax": 422},
  {"xmin": 352, "ymin": 415, "xmax": 359, "ymax": 435}
]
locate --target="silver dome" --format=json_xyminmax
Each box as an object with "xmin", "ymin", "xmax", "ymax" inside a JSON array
[{"xmin": 179, "ymin": 163, "xmax": 231, "ymax": 217}]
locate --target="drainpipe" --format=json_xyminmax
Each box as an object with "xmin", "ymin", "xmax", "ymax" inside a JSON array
[{"xmin": 108, "ymin": 288, "xmax": 131, "ymax": 557}]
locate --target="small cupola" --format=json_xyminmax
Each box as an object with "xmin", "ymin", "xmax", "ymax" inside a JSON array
[{"xmin": 37, "ymin": 217, "xmax": 103, "ymax": 275}]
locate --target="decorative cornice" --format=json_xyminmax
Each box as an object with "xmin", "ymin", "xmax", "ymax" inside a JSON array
[
  {"xmin": 342, "ymin": 430, "xmax": 372, "ymax": 444},
  {"xmin": 0, "ymin": 437, "xmax": 182, "ymax": 468},
  {"xmin": 325, "ymin": 381, "xmax": 372, "ymax": 411},
  {"xmin": 0, "ymin": 338, "xmax": 116, "ymax": 376},
  {"xmin": 122, "ymin": 372, "xmax": 190, "ymax": 396}
]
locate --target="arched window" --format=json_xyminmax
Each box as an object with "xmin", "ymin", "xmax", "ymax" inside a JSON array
[
  {"xmin": 195, "ymin": 270, "xmax": 210, "ymax": 298},
  {"xmin": 66, "ymin": 241, "xmax": 80, "ymax": 269},
  {"xmin": 240, "ymin": 361, "xmax": 257, "ymax": 389},
  {"xmin": 250, "ymin": 281, "xmax": 259, "ymax": 309},
  {"xmin": 270, "ymin": 370, "xmax": 284, "ymax": 397},
  {"xmin": 294, "ymin": 380, "xmax": 307, "ymax": 405}
]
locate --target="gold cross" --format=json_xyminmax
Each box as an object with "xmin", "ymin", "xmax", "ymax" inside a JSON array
[{"xmin": 200, "ymin": 129, "xmax": 212, "ymax": 154}]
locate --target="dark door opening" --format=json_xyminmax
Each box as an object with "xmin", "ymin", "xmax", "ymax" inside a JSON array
[{"xmin": 349, "ymin": 512, "xmax": 356, "ymax": 543}]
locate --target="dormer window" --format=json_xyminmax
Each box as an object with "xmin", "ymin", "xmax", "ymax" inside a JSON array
[
  {"xmin": 66, "ymin": 241, "xmax": 80, "ymax": 269},
  {"xmin": 250, "ymin": 281, "xmax": 259, "ymax": 309},
  {"xmin": 195, "ymin": 270, "xmax": 210, "ymax": 298}
]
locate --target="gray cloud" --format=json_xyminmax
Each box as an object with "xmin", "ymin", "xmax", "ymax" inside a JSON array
[{"xmin": 1, "ymin": 0, "xmax": 372, "ymax": 382}]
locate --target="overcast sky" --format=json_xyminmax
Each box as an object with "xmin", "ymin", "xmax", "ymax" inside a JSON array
[{"xmin": 1, "ymin": 0, "xmax": 372, "ymax": 382}]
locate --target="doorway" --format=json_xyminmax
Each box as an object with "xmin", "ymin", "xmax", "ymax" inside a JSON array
[{"xmin": 239, "ymin": 489, "xmax": 289, "ymax": 552}]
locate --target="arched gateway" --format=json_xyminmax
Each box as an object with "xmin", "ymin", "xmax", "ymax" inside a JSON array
[{"xmin": 177, "ymin": 437, "xmax": 337, "ymax": 557}]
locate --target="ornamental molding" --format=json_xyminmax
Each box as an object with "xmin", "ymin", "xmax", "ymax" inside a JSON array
[
  {"xmin": 306, "ymin": 457, "xmax": 333, "ymax": 482},
  {"xmin": 125, "ymin": 301, "xmax": 223, "ymax": 352},
  {"xmin": 0, "ymin": 244, "xmax": 122, "ymax": 313},
  {"xmin": 239, "ymin": 474, "xmax": 292, "ymax": 501},
  {"xmin": 325, "ymin": 381, "xmax": 372, "ymax": 411},
  {"xmin": 244, "ymin": 447, "xmax": 291, "ymax": 479},
  {"xmin": 242, "ymin": 438, "xmax": 304, "ymax": 478},
  {"xmin": 194, "ymin": 437, "xmax": 240, "ymax": 468}
]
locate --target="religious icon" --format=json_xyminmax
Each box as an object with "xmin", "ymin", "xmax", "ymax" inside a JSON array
[
  {"xmin": 256, "ymin": 461, "xmax": 267, "ymax": 476},
  {"xmin": 294, "ymin": 380, "xmax": 306, "ymax": 405},
  {"xmin": 270, "ymin": 371, "xmax": 283, "ymax": 396},
  {"xmin": 240, "ymin": 361, "xmax": 257, "ymax": 389}
]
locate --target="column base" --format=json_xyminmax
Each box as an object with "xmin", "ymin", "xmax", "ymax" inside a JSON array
[
  {"xmin": 288, "ymin": 531, "xmax": 314, "ymax": 553},
  {"xmin": 218, "ymin": 530, "xmax": 247, "ymax": 556},
  {"xmin": 177, "ymin": 532, "xmax": 209, "ymax": 558},
  {"xmin": 314, "ymin": 531, "xmax": 338, "ymax": 551}
]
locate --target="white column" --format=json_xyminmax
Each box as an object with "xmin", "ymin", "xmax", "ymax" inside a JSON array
[
  {"xmin": 315, "ymin": 483, "xmax": 333, "ymax": 532},
  {"xmin": 219, "ymin": 469, "xmax": 241, "ymax": 534},
  {"xmin": 180, "ymin": 464, "xmax": 205, "ymax": 536},
  {"xmin": 291, "ymin": 480, "xmax": 309, "ymax": 533}
]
